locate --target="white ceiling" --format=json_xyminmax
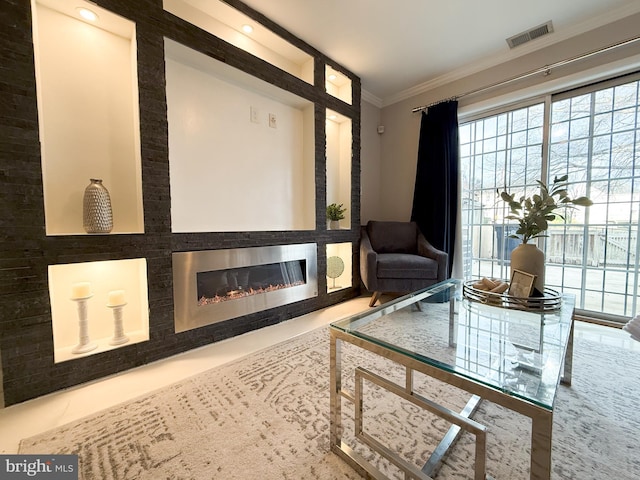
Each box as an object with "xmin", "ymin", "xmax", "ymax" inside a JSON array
[{"xmin": 241, "ymin": 0, "xmax": 640, "ymax": 106}]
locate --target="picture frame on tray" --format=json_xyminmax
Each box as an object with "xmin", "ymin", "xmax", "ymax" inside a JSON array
[{"xmin": 509, "ymin": 269, "xmax": 536, "ymax": 298}]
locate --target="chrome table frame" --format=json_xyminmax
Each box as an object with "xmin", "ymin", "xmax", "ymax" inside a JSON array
[{"xmin": 329, "ymin": 281, "xmax": 574, "ymax": 480}]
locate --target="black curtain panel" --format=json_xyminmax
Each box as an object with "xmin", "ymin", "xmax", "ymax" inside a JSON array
[{"xmin": 411, "ymin": 100, "xmax": 459, "ymax": 276}]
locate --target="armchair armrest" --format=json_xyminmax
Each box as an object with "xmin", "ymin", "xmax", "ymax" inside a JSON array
[
  {"xmin": 417, "ymin": 233, "xmax": 449, "ymax": 281},
  {"xmin": 360, "ymin": 227, "xmax": 378, "ymax": 290}
]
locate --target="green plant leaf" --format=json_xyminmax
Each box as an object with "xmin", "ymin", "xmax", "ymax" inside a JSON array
[
  {"xmin": 572, "ymin": 196, "xmax": 593, "ymax": 206},
  {"xmin": 497, "ymin": 174, "xmax": 591, "ymax": 243}
]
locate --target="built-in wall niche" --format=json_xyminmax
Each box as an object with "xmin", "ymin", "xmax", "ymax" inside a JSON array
[
  {"xmin": 326, "ymin": 243, "xmax": 352, "ymax": 292},
  {"xmin": 48, "ymin": 258, "xmax": 150, "ymax": 363},
  {"xmin": 164, "ymin": 0, "xmax": 313, "ymax": 84},
  {"xmin": 165, "ymin": 39, "xmax": 315, "ymax": 232},
  {"xmin": 326, "ymin": 109, "xmax": 352, "ymax": 229},
  {"xmin": 326, "ymin": 65, "xmax": 352, "ymax": 105},
  {"xmin": 31, "ymin": 0, "xmax": 144, "ymax": 236}
]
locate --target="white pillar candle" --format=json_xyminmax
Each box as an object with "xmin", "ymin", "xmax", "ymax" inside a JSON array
[
  {"xmin": 108, "ymin": 290, "xmax": 126, "ymax": 306},
  {"xmin": 71, "ymin": 282, "xmax": 91, "ymax": 299}
]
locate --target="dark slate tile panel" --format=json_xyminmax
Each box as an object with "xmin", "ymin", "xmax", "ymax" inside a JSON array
[{"xmin": 0, "ymin": 0, "xmax": 361, "ymax": 406}]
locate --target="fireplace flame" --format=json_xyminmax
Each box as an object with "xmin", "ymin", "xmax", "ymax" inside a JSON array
[{"xmin": 198, "ymin": 281, "xmax": 304, "ymax": 306}]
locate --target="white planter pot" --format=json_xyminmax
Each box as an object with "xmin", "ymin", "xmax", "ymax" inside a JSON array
[
  {"xmin": 329, "ymin": 220, "xmax": 340, "ymax": 230},
  {"xmin": 510, "ymin": 243, "xmax": 545, "ymax": 294}
]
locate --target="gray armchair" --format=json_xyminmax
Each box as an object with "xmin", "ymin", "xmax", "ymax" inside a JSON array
[{"xmin": 360, "ymin": 221, "xmax": 448, "ymax": 306}]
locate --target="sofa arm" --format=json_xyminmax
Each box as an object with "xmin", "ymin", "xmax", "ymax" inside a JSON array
[
  {"xmin": 360, "ymin": 227, "xmax": 378, "ymax": 290},
  {"xmin": 417, "ymin": 234, "xmax": 449, "ymax": 281}
]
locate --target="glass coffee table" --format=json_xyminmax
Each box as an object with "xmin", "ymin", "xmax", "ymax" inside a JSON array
[{"xmin": 329, "ymin": 279, "xmax": 574, "ymax": 480}]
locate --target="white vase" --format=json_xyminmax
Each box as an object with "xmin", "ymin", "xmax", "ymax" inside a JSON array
[
  {"xmin": 510, "ymin": 243, "xmax": 545, "ymax": 294},
  {"xmin": 329, "ymin": 220, "xmax": 340, "ymax": 230}
]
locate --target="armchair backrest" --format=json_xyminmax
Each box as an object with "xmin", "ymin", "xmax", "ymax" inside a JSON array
[{"xmin": 366, "ymin": 221, "xmax": 419, "ymax": 254}]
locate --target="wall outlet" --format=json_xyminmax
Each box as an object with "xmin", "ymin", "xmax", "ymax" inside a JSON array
[
  {"xmin": 269, "ymin": 113, "xmax": 277, "ymax": 128},
  {"xmin": 250, "ymin": 106, "xmax": 260, "ymax": 124}
]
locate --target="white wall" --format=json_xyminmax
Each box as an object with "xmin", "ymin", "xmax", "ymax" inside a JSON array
[
  {"xmin": 326, "ymin": 117, "xmax": 352, "ymax": 226},
  {"xmin": 326, "ymin": 119, "xmax": 340, "ymax": 207},
  {"xmin": 34, "ymin": 4, "xmax": 143, "ymax": 235},
  {"xmin": 360, "ymin": 99, "xmax": 382, "ymax": 224},
  {"xmin": 339, "ymin": 121, "xmax": 352, "ymax": 225},
  {"xmin": 375, "ymin": 13, "xmax": 640, "ymax": 221},
  {"xmin": 165, "ymin": 43, "xmax": 315, "ymax": 232}
]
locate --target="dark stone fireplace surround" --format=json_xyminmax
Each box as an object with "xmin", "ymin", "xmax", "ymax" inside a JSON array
[{"xmin": 0, "ymin": 0, "xmax": 361, "ymax": 406}]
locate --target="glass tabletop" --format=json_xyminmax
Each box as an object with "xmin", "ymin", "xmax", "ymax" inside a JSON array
[{"xmin": 330, "ymin": 279, "xmax": 575, "ymax": 410}]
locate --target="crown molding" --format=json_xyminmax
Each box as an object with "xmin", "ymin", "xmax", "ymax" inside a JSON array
[
  {"xmin": 361, "ymin": 89, "xmax": 382, "ymax": 108},
  {"xmin": 381, "ymin": 2, "xmax": 640, "ymax": 108}
]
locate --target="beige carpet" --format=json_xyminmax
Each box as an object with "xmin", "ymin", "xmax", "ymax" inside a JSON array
[{"xmin": 19, "ymin": 319, "xmax": 640, "ymax": 479}]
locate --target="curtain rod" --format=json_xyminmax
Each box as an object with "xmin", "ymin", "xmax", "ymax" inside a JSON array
[{"xmin": 411, "ymin": 35, "xmax": 640, "ymax": 113}]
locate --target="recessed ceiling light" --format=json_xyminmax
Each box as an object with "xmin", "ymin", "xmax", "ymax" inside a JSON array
[
  {"xmin": 76, "ymin": 7, "xmax": 98, "ymax": 22},
  {"xmin": 328, "ymin": 74, "xmax": 337, "ymax": 81},
  {"xmin": 242, "ymin": 24, "xmax": 254, "ymax": 34},
  {"xmin": 329, "ymin": 114, "xmax": 337, "ymax": 120}
]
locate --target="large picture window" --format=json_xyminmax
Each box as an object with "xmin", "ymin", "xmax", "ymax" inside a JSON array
[{"xmin": 460, "ymin": 73, "xmax": 640, "ymax": 321}]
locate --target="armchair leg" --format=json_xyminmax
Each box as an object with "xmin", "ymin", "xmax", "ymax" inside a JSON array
[{"xmin": 369, "ymin": 291, "xmax": 381, "ymax": 307}]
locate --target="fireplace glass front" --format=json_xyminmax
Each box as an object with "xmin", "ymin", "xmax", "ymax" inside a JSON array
[{"xmin": 197, "ymin": 260, "xmax": 307, "ymax": 305}]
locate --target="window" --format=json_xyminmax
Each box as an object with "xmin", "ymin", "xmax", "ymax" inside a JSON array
[
  {"xmin": 460, "ymin": 103, "xmax": 545, "ymax": 281},
  {"xmin": 460, "ymin": 74, "xmax": 640, "ymax": 321}
]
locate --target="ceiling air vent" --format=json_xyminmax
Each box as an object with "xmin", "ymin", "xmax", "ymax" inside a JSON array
[{"xmin": 506, "ymin": 21, "xmax": 554, "ymax": 49}]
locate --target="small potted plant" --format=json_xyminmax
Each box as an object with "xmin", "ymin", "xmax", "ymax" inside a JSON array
[
  {"xmin": 498, "ymin": 174, "xmax": 592, "ymax": 293},
  {"xmin": 326, "ymin": 203, "xmax": 347, "ymax": 229}
]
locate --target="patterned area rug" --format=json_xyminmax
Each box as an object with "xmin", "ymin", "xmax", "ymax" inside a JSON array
[{"xmin": 19, "ymin": 318, "xmax": 640, "ymax": 479}]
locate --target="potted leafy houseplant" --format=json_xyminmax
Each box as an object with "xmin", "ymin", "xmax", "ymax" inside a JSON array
[
  {"xmin": 327, "ymin": 203, "xmax": 346, "ymax": 229},
  {"xmin": 498, "ymin": 174, "xmax": 592, "ymax": 294}
]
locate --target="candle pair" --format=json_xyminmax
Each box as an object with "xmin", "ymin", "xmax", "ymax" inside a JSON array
[{"xmin": 71, "ymin": 283, "xmax": 125, "ymax": 306}]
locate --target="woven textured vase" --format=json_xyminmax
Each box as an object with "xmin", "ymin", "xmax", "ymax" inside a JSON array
[{"xmin": 83, "ymin": 179, "xmax": 113, "ymax": 233}]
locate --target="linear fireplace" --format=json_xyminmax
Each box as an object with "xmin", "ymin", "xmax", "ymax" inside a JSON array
[{"xmin": 172, "ymin": 244, "xmax": 318, "ymax": 333}]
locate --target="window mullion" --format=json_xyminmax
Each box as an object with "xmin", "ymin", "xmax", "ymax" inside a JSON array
[
  {"xmin": 581, "ymin": 92, "xmax": 596, "ymax": 311},
  {"xmin": 539, "ymin": 95, "xmax": 552, "ymax": 254},
  {"xmin": 632, "ymin": 83, "xmax": 640, "ymax": 316}
]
